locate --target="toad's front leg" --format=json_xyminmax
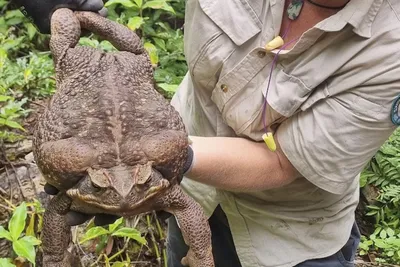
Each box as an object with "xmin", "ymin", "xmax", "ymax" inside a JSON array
[
  {"xmin": 42, "ymin": 193, "xmax": 73, "ymax": 267},
  {"xmin": 162, "ymin": 185, "xmax": 214, "ymax": 267}
]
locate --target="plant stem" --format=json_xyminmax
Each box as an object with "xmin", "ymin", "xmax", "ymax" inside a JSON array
[
  {"xmin": 146, "ymin": 214, "xmax": 161, "ymax": 266},
  {"xmin": 163, "ymin": 248, "xmax": 167, "ymax": 267},
  {"xmin": 108, "ymin": 237, "xmax": 130, "ymax": 262},
  {"xmin": 154, "ymin": 212, "xmax": 165, "ymax": 240},
  {"xmin": 90, "ymin": 252, "xmax": 105, "ymax": 267}
]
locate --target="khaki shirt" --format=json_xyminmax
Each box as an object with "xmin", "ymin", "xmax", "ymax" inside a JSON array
[{"xmin": 170, "ymin": 0, "xmax": 400, "ymax": 266}]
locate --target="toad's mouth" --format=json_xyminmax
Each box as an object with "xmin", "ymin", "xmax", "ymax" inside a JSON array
[{"xmin": 66, "ymin": 179, "xmax": 170, "ymax": 214}]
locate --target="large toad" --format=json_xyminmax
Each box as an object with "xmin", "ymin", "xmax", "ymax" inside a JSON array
[{"xmin": 33, "ymin": 8, "xmax": 213, "ymax": 267}]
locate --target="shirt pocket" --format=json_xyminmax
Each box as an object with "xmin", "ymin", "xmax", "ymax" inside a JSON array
[
  {"xmin": 185, "ymin": 0, "xmax": 261, "ymax": 91},
  {"xmin": 211, "ymin": 59, "xmax": 324, "ymax": 137},
  {"xmin": 211, "ymin": 51, "xmax": 273, "ymax": 136}
]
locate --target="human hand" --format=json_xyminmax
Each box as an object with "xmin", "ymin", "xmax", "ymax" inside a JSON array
[
  {"xmin": 11, "ymin": 0, "xmax": 107, "ymax": 34},
  {"xmin": 44, "ymin": 183, "xmax": 120, "ymax": 226}
]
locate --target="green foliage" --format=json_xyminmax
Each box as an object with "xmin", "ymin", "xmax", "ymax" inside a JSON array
[
  {"xmin": 103, "ymin": 0, "xmax": 187, "ymax": 97},
  {"xmin": 359, "ymin": 128, "xmax": 400, "ymax": 263},
  {"xmin": 0, "ymin": 52, "xmax": 55, "ymax": 99},
  {"xmin": 80, "ymin": 217, "xmax": 147, "ymax": 265},
  {"xmin": 0, "ymin": 96, "xmax": 28, "ymax": 142},
  {"xmin": 0, "ymin": 1, "xmax": 48, "ymax": 59},
  {"xmin": 81, "ymin": 217, "xmax": 146, "ymax": 245},
  {"xmin": 0, "ymin": 258, "xmax": 16, "ymax": 267},
  {"xmin": 0, "ymin": 202, "xmax": 42, "ymax": 266},
  {"xmin": 0, "ymin": 0, "xmax": 48, "ymax": 52},
  {"xmin": 0, "ymin": 0, "xmax": 54, "ymax": 143}
]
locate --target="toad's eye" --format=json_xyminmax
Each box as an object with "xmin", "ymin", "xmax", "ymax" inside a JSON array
[
  {"xmin": 87, "ymin": 168, "xmax": 111, "ymax": 191},
  {"xmin": 91, "ymin": 181, "xmax": 101, "ymax": 190}
]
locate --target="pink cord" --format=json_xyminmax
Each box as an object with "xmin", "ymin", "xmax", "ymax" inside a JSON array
[{"xmin": 261, "ymin": 21, "xmax": 299, "ymax": 133}]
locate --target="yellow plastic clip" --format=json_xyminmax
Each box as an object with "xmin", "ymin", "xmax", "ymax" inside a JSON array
[
  {"xmin": 265, "ymin": 36, "xmax": 284, "ymax": 51},
  {"xmin": 262, "ymin": 132, "xmax": 276, "ymax": 152}
]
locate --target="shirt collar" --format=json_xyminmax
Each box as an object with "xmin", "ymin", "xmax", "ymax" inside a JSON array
[{"xmin": 315, "ymin": 0, "xmax": 383, "ymax": 38}]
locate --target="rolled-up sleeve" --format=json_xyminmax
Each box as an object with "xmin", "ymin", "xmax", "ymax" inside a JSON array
[{"xmin": 277, "ymin": 90, "xmax": 398, "ymax": 194}]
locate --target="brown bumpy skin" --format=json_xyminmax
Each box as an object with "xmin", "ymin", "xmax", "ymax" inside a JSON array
[
  {"xmin": 42, "ymin": 194, "xmax": 73, "ymax": 266},
  {"xmin": 163, "ymin": 186, "xmax": 214, "ymax": 267},
  {"xmin": 33, "ymin": 8, "xmax": 214, "ymax": 267}
]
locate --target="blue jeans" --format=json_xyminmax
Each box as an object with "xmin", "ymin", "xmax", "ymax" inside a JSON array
[{"xmin": 166, "ymin": 205, "xmax": 360, "ymax": 267}]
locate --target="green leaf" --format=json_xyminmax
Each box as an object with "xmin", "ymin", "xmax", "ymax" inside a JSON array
[
  {"xmin": 109, "ymin": 217, "xmax": 124, "ymax": 233},
  {"xmin": 386, "ymin": 228, "xmax": 395, "ymax": 237},
  {"xmin": 111, "ymin": 227, "xmax": 147, "ymax": 244},
  {"xmin": 12, "ymin": 238, "xmax": 36, "ymax": 265},
  {"xmin": 359, "ymin": 242, "xmax": 370, "ymax": 251},
  {"xmin": 380, "ymin": 143, "xmax": 398, "ymax": 156},
  {"xmin": 373, "ymin": 227, "xmax": 382, "ymax": 235},
  {"xmin": 365, "ymin": 210, "xmax": 378, "ymax": 216},
  {"xmin": 9, "ymin": 202, "xmax": 27, "ymax": 241},
  {"xmin": 0, "ymin": 258, "xmax": 16, "ymax": 267},
  {"xmin": 380, "ymin": 208, "xmax": 385, "ymax": 222},
  {"xmin": 142, "ymin": 0, "xmax": 175, "ymax": 13},
  {"xmin": 133, "ymin": 0, "xmax": 142, "ymax": 7},
  {"xmin": 26, "ymin": 213, "xmax": 36, "ymax": 237},
  {"xmin": 374, "ymin": 239, "xmax": 389, "ymax": 249},
  {"xmin": 386, "ymin": 238, "xmax": 400, "ymax": 247},
  {"xmin": 127, "ymin": 16, "xmax": 144, "ymax": 31},
  {"xmin": 0, "ymin": 226, "xmax": 12, "ymax": 241},
  {"xmin": 153, "ymin": 37, "xmax": 166, "ymax": 51},
  {"xmin": 5, "ymin": 17, "xmax": 24, "ymax": 26},
  {"xmin": 376, "ymin": 209, "xmax": 381, "ymax": 223},
  {"xmin": 144, "ymin": 42, "xmax": 159, "ymax": 65},
  {"xmin": 26, "ymin": 23, "xmax": 37, "ymax": 40},
  {"xmin": 157, "ymin": 83, "xmax": 179, "ymax": 92},
  {"xmin": 80, "ymin": 226, "xmax": 109, "ymax": 244},
  {"xmin": 5, "ymin": 120, "xmax": 25, "ymax": 131},
  {"xmin": 380, "ymin": 229, "xmax": 387, "ymax": 239},
  {"xmin": 20, "ymin": 235, "xmax": 41, "ymax": 246},
  {"xmin": 0, "ymin": 95, "xmax": 12, "ymax": 102}
]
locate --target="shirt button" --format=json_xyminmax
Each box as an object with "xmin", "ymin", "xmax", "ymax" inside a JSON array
[
  {"xmin": 220, "ymin": 84, "xmax": 228, "ymax": 92},
  {"xmin": 257, "ymin": 50, "xmax": 266, "ymax": 58}
]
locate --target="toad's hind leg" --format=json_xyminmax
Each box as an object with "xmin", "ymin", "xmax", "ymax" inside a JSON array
[
  {"xmin": 50, "ymin": 8, "xmax": 144, "ymax": 63},
  {"xmin": 162, "ymin": 185, "xmax": 214, "ymax": 267},
  {"xmin": 42, "ymin": 194, "xmax": 73, "ymax": 267},
  {"xmin": 50, "ymin": 8, "xmax": 81, "ymax": 64},
  {"xmin": 74, "ymin": 11, "xmax": 144, "ymax": 54}
]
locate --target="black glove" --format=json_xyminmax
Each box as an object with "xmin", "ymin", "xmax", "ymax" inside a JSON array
[
  {"xmin": 10, "ymin": 0, "xmax": 106, "ymax": 34},
  {"xmin": 44, "ymin": 183, "xmax": 120, "ymax": 226}
]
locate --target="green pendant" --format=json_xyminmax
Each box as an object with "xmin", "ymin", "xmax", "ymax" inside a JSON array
[{"xmin": 287, "ymin": 0, "xmax": 304, "ymax": 20}]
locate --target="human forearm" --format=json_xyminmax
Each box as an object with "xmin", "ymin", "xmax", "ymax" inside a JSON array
[{"xmin": 186, "ymin": 136, "xmax": 300, "ymax": 192}]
